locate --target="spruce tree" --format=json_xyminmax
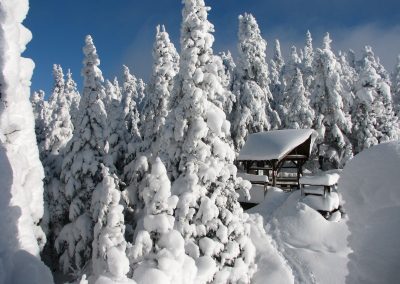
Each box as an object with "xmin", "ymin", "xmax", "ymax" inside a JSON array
[
  {"xmin": 64, "ymin": 69, "xmax": 81, "ymax": 126},
  {"xmin": 392, "ymin": 55, "xmax": 400, "ymax": 115},
  {"xmin": 351, "ymin": 59, "xmax": 381, "ymax": 153},
  {"xmin": 91, "ymin": 166, "xmax": 131, "ymax": 282},
  {"xmin": 55, "ymin": 35, "xmax": 113, "ymax": 275},
  {"xmin": 30, "ymin": 90, "xmax": 49, "ymax": 157},
  {"xmin": 312, "ymin": 33, "xmax": 353, "ymax": 169},
  {"xmin": 232, "ymin": 13, "xmax": 280, "ymax": 152},
  {"xmin": 285, "ymin": 68, "xmax": 315, "ymax": 129},
  {"xmin": 161, "ymin": 1, "xmax": 256, "ymax": 282},
  {"xmin": 269, "ymin": 39, "xmax": 285, "ymax": 112},
  {"xmin": 141, "ymin": 25, "xmax": 179, "ymax": 157},
  {"xmin": 128, "ymin": 157, "xmax": 196, "ymax": 283}
]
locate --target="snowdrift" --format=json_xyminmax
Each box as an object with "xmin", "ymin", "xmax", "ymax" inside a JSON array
[{"xmin": 340, "ymin": 140, "xmax": 400, "ymax": 283}]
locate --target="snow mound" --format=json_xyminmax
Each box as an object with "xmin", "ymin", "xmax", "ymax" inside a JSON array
[{"xmin": 339, "ymin": 141, "xmax": 400, "ymax": 283}]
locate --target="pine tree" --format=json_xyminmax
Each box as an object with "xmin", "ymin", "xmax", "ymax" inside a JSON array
[
  {"xmin": 105, "ymin": 80, "xmax": 127, "ymax": 176},
  {"xmin": 136, "ymin": 78, "xmax": 146, "ymax": 113},
  {"xmin": 351, "ymin": 59, "xmax": 381, "ymax": 153},
  {"xmin": 160, "ymin": 1, "xmax": 256, "ymax": 282},
  {"xmin": 312, "ymin": 33, "xmax": 353, "ymax": 169},
  {"xmin": 285, "ymin": 68, "xmax": 315, "ymax": 129},
  {"xmin": 121, "ymin": 65, "xmax": 143, "ymax": 185},
  {"xmin": 141, "ymin": 25, "xmax": 179, "ymax": 157},
  {"xmin": 302, "ymin": 30, "xmax": 315, "ymax": 96},
  {"xmin": 55, "ymin": 35, "xmax": 113, "ymax": 275},
  {"xmin": 279, "ymin": 46, "xmax": 302, "ymax": 125},
  {"xmin": 360, "ymin": 46, "xmax": 390, "ymax": 84},
  {"xmin": 128, "ymin": 157, "xmax": 196, "ymax": 283},
  {"xmin": 64, "ymin": 69, "xmax": 81, "ymax": 125},
  {"xmin": 91, "ymin": 166, "xmax": 131, "ymax": 282},
  {"xmin": 219, "ymin": 51, "xmax": 236, "ymax": 92},
  {"xmin": 232, "ymin": 13, "xmax": 280, "ymax": 152},
  {"xmin": 392, "ymin": 55, "xmax": 400, "ymax": 115},
  {"xmin": 30, "ymin": 90, "xmax": 49, "ymax": 157},
  {"xmin": 338, "ymin": 51, "xmax": 357, "ymax": 114},
  {"xmin": 269, "ymin": 39, "xmax": 285, "ymax": 112}
]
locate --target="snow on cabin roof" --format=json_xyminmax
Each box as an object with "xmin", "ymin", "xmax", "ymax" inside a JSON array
[{"xmin": 237, "ymin": 129, "xmax": 316, "ymax": 161}]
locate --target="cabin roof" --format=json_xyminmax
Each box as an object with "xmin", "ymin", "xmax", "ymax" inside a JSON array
[{"xmin": 237, "ymin": 129, "xmax": 316, "ymax": 161}]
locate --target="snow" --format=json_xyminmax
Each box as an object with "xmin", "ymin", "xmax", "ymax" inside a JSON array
[
  {"xmin": 300, "ymin": 172, "xmax": 340, "ymax": 186},
  {"xmin": 237, "ymin": 172, "xmax": 269, "ymax": 183},
  {"xmin": 249, "ymin": 190, "xmax": 350, "ymax": 284},
  {"xmin": 237, "ymin": 129, "xmax": 315, "ymax": 161},
  {"xmin": 302, "ymin": 192, "xmax": 340, "ymax": 212},
  {"xmin": 340, "ymin": 141, "xmax": 400, "ymax": 283},
  {"xmin": 237, "ymin": 184, "xmax": 265, "ymax": 203}
]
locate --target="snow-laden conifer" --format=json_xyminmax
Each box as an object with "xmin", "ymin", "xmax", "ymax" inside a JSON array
[
  {"xmin": 338, "ymin": 51, "xmax": 356, "ymax": 114},
  {"xmin": 136, "ymin": 78, "xmax": 146, "ymax": 113},
  {"xmin": 56, "ymin": 35, "xmax": 113, "ymax": 275},
  {"xmin": 31, "ymin": 90, "xmax": 49, "ymax": 156},
  {"xmin": 91, "ymin": 166, "xmax": 131, "ymax": 282},
  {"xmin": 64, "ymin": 69, "xmax": 81, "ymax": 124},
  {"xmin": 303, "ymin": 30, "xmax": 314, "ymax": 68},
  {"xmin": 128, "ymin": 157, "xmax": 197, "ymax": 284},
  {"xmin": 351, "ymin": 59, "xmax": 381, "ymax": 153},
  {"xmin": 269, "ymin": 39, "xmax": 285, "ymax": 111},
  {"xmin": 232, "ymin": 13, "xmax": 280, "ymax": 152},
  {"xmin": 122, "ymin": 65, "xmax": 143, "ymax": 185},
  {"xmin": 141, "ymin": 25, "xmax": 179, "ymax": 157},
  {"xmin": 392, "ymin": 55, "xmax": 400, "ymax": 115},
  {"xmin": 312, "ymin": 33, "xmax": 353, "ymax": 169},
  {"xmin": 161, "ymin": 1, "xmax": 256, "ymax": 282},
  {"xmin": 219, "ymin": 51, "xmax": 236, "ymax": 92},
  {"xmin": 284, "ymin": 68, "xmax": 314, "ymax": 129},
  {"xmin": 279, "ymin": 46, "xmax": 302, "ymax": 125}
]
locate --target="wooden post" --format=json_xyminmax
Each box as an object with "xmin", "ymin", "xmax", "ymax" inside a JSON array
[{"xmin": 272, "ymin": 161, "xmax": 277, "ymax": 187}]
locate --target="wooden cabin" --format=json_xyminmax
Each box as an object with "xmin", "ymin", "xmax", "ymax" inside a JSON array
[{"xmin": 237, "ymin": 129, "xmax": 316, "ymax": 189}]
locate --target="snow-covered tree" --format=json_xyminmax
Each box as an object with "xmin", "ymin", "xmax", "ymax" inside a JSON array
[
  {"xmin": 338, "ymin": 51, "xmax": 356, "ymax": 114},
  {"xmin": 105, "ymin": 80, "xmax": 127, "ymax": 176},
  {"xmin": 43, "ymin": 65, "xmax": 74, "ymax": 171},
  {"xmin": 279, "ymin": 46, "xmax": 302, "ymax": 125},
  {"xmin": 312, "ymin": 33, "xmax": 353, "ymax": 169},
  {"xmin": 141, "ymin": 25, "xmax": 179, "ymax": 157},
  {"xmin": 56, "ymin": 35, "xmax": 113, "ymax": 275},
  {"xmin": 284, "ymin": 68, "xmax": 315, "ymax": 129},
  {"xmin": 161, "ymin": 1, "xmax": 256, "ymax": 282},
  {"xmin": 136, "ymin": 78, "xmax": 146, "ymax": 113},
  {"xmin": 31, "ymin": 90, "xmax": 49, "ymax": 155},
  {"xmin": 269, "ymin": 39, "xmax": 285, "ymax": 111},
  {"xmin": 0, "ymin": 0, "xmax": 52, "ymax": 282},
  {"xmin": 232, "ymin": 13, "xmax": 280, "ymax": 152},
  {"xmin": 121, "ymin": 65, "xmax": 143, "ymax": 185},
  {"xmin": 219, "ymin": 51, "xmax": 236, "ymax": 92},
  {"xmin": 392, "ymin": 55, "xmax": 400, "ymax": 115},
  {"xmin": 128, "ymin": 157, "xmax": 197, "ymax": 283},
  {"xmin": 351, "ymin": 59, "xmax": 381, "ymax": 153},
  {"xmin": 91, "ymin": 165, "xmax": 131, "ymax": 283},
  {"xmin": 303, "ymin": 30, "xmax": 314, "ymax": 68},
  {"xmin": 64, "ymin": 69, "xmax": 81, "ymax": 124},
  {"xmin": 359, "ymin": 46, "xmax": 390, "ymax": 85}
]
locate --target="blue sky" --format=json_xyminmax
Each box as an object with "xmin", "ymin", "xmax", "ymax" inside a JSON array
[{"xmin": 24, "ymin": 0, "xmax": 400, "ymax": 96}]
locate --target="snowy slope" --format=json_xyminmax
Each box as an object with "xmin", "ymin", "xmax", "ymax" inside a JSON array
[
  {"xmin": 248, "ymin": 188, "xmax": 350, "ymax": 284},
  {"xmin": 340, "ymin": 141, "xmax": 400, "ymax": 284}
]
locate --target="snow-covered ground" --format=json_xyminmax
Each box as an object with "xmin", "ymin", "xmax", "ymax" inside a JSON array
[{"xmin": 246, "ymin": 140, "xmax": 400, "ymax": 283}]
